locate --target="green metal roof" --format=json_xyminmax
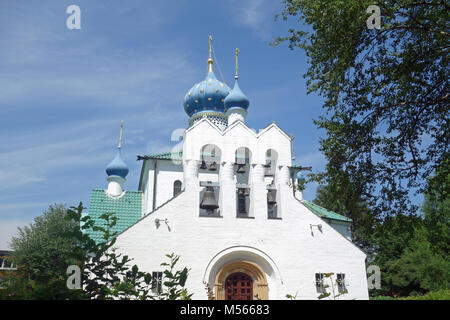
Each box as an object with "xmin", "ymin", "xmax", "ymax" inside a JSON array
[
  {"xmin": 302, "ymin": 200, "xmax": 352, "ymax": 223},
  {"xmin": 85, "ymin": 189, "xmax": 142, "ymax": 243},
  {"xmin": 140, "ymin": 151, "xmax": 183, "ymax": 160}
]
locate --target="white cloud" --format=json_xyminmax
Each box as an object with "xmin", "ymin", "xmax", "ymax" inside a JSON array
[
  {"xmin": 0, "ymin": 48, "xmax": 193, "ymax": 108},
  {"xmin": 226, "ymin": 0, "xmax": 279, "ymax": 41},
  {"xmin": 0, "ymin": 202, "xmax": 50, "ymax": 212}
]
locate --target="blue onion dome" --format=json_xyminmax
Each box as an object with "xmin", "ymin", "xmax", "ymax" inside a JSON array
[
  {"xmin": 224, "ymin": 77, "xmax": 249, "ymax": 111},
  {"xmin": 106, "ymin": 149, "xmax": 129, "ymax": 179},
  {"xmin": 183, "ymin": 38, "xmax": 231, "ymax": 120},
  {"xmin": 183, "ymin": 69, "xmax": 231, "ymax": 117}
]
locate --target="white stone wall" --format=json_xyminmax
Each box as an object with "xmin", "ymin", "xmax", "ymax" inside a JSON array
[
  {"xmin": 116, "ymin": 119, "xmax": 369, "ymax": 300},
  {"xmin": 114, "ymin": 182, "xmax": 368, "ymax": 300},
  {"xmin": 183, "ymin": 119, "xmax": 292, "ymax": 166},
  {"xmin": 144, "ymin": 160, "xmax": 184, "ymax": 214}
]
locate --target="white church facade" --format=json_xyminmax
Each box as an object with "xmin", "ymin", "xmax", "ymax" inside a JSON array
[{"xmin": 87, "ymin": 38, "xmax": 369, "ymax": 300}]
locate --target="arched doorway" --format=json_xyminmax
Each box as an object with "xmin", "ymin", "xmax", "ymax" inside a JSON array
[
  {"xmin": 214, "ymin": 260, "xmax": 268, "ymax": 300},
  {"xmin": 225, "ymin": 272, "xmax": 253, "ymax": 300}
]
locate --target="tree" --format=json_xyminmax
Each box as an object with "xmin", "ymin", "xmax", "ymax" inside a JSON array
[
  {"xmin": 313, "ymin": 180, "xmax": 375, "ymax": 252},
  {"xmin": 368, "ymin": 163, "xmax": 449, "ymax": 297},
  {"xmin": 1, "ymin": 203, "xmax": 192, "ymax": 300},
  {"xmin": 382, "ymin": 223, "xmax": 450, "ymax": 296},
  {"xmin": 422, "ymin": 157, "xmax": 450, "ymax": 255},
  {"xmin": 273, "ymin": 0, "xmax": 449, "ymax": 218},
  {"xmin": 0, "ymin": 204, "xmax": 83, "ymax": 299}
]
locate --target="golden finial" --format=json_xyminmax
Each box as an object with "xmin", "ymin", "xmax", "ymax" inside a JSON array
[
  {"xmin": 207, "ymin": 35, "xmax": 214, "ymax": 73},
  {"xmin": 118, "ymin": 120, "xmax": 124, "ymax": 149},
  {"xmin": 235, "ymin": 48, "xmax": 240, "ymax": 79}
]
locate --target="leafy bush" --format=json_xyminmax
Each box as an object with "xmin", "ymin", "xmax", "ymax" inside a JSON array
[{"xmin": 397, "ymin": 290, "xmax": 450, "ymax": 300}]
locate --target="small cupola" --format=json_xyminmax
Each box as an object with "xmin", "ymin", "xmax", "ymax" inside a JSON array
[
  {"xmin": 106, "ymin": 121, "xmax": 129, "ymax": 197},
  {"xmin": 225, "ymin": 48, "xmax": 249, "ymax": 126},
  {"xmin": 106, "ymin": 150, "xmax": 129, "ymax": 179}
]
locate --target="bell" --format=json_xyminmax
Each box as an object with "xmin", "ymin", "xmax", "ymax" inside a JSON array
[
  {"xmin": 236, "ymin": 164, "xmax": 246, "ymax": 174},
  {"xmin": 200, "ymin": 160, "xmax": 207, "ymax": 170},
  {"xmin": 208, "ymin": 161, "xmax": 217, "ymax": 171},
  {"xmin": 267, "ymin": 190, "xmax": 277, "ymax": 204},
  {"xmin": 263, "ymin": 160, "xmax": 271, "ymax": 168},
  {"xmin": 200, "ymin": 186, "xmax": 219, "ymax": 212}
]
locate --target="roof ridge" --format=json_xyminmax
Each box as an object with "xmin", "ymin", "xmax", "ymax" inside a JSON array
[
  {"xmin": 140, "ymin": 151, "xmax": 183, "ymax": 160},
  {"xmin": 91, "ymin": 188, "xmax": 142, "ymax": 193},
  {"xmin": 302, "ymin": 200, "xmax": 352, "ymax": 222}
]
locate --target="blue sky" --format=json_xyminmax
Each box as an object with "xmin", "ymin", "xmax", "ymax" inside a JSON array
[{"xmin": 0, "ymin": 0, "xmax": 329, "ymax": 249}]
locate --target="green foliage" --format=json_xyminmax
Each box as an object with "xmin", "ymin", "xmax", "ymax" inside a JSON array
[
  {"xmin": 313, "ymin": 181, "xmax": 375, "ymax": 252},
  {"xmin": 382, "ymin": 225, "xmax": 450, "ymax": 296},
  {"xmin": 0, "ymin": 204, "xmax": 84, "ymax": 299},
  {"xmin": 274, "ymin": 0, "xmax": 449, "ymax": 218},
  {"xmin": 285, "ymin": 292, "xmax": 298, "ymax": 300},
  {"xmin": 398, "ymin": 290, "xmax": 450, "ymax": 300},
  {"xmin": 0, "ymin": 202, "xmax": 192, "ymax": 300},
  {"xmin": 274, "ymin": 1, "xmax": 449, "ymax": 298},
  {"xmin": 422, "ymin": 157, "xmax": 450, "ymax": 255},
  {"xmin": 371, "ymin": 290, "xmax": 450, "ymax": 300},
  {"xmin": 370, "ymin": 189, "xmax": 450, "ymax": 297},
  {"xmin": 369, "ymin": 295, "xmax": 395, "ymax": 300}
]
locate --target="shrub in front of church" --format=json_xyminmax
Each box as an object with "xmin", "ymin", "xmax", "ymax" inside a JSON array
[{"xmin": 0, "ymin": 204, "xmax": 85, "ymax": 300}]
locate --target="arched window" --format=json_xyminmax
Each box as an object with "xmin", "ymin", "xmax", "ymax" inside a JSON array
[
  {"xmin": 200, "ymin": 144, "xmax": 221, "ymax": 171},
  {"xmin": 173, "ymin": 180, "xmax": 182, "ymax": 197},
  {"xmin": 264, "ymin": 149, "xmax": 278, "ymax": 176}
]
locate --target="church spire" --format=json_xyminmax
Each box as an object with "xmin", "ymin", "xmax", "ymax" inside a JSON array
[
  {"xmin": 207, "ymin": 35, "xmax": 214, "ymax": 73},
  {"xmin": 118, "ymin": 120, "xmax": 123, "ymax": 149},
  {"xmin": 235, "ymin": 48, "xmax": 240, "ymax": 79},
  {"xmin": 225, "ymin": 48, "xmax": 250, "ymax": 126}
]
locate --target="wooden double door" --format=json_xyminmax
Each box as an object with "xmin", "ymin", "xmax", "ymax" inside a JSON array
[{"xmin": 225, "ymin": 272, "xmax": 253, "ymax": 300}]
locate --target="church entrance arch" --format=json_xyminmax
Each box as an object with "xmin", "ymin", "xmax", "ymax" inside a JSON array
[{"xmin": 214, "ymin": 260, "xmax": 268, "ymax": 300}]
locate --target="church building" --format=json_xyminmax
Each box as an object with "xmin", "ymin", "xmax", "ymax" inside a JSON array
[{"xmin": 87, "ymin": 37, "xmax": 369, "ymax": 300}]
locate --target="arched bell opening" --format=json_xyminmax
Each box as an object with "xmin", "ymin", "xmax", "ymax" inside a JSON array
[
  {"xmin": 200, "ymin": 144, "xmax": 221, "ymax": 173},
  {"xmin": 235, "ymin": 147, "xmax": 252, "ymax": 217},
  {"xmin": 199, "ymin": 144, "xmax": 222, "ymax": 217},
  {"xmin": 264, "ymin": 149, "xmax": 278, "ymax": 182},
  {"xmin": 234, "ymin": 147, "xmax": 252, "ymax": 179}
]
